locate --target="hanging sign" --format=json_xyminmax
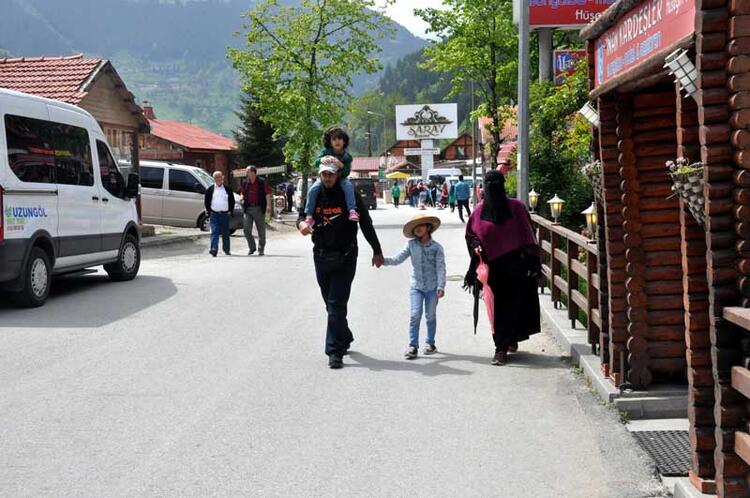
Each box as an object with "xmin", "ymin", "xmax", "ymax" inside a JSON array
[
  {"xmin": 396, "ymin": 104, "xmax": 458, "ymax": 141},
  {"xmin": 403, "ymin": 147, "xmax": 441, "ymax": 155},
  {"xmin": 594, "ymin": 0, "xmax": 696, "ymax": 87},
  {"xmin": 515, "ymin": 0, "xmax": 616, "ymax": 28},
  {"xmin": 554, "ymin": 50, "xmax": 587, "ymax": 84}
]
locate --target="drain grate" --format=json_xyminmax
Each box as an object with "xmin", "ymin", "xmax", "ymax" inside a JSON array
[{"xmin": 631, "ymin": 430, "xmax": 690, "ymax": 476}]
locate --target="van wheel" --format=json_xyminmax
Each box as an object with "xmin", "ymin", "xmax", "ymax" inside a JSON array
[
  {"xmin": 14, "ymin": 247, "xmax": 51, "ymax": 308},
  {"xmin": 199, "ymin": 214, "xmax": 210, "ymax": 232},
  {"xmin": 105, "ymin": 234, "xmax": 140, "ymax": 281}
]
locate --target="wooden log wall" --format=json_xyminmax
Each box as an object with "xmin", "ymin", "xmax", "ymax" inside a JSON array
[
  {"xmin": 697, "ymin": 0, "xmax": 750, "ymax": 494},
  {"xmin": 630, "ymin": 89, "xmax": 686, "ymax": 388},
  {"xmin": 599, "ymin": 94, "xmax": 626, "ymax": 383},
  {"xmin": 725, "ymin": 0, "xmax": 750, "ymax": 495},
  {"xmin": 678, "ymin": 90, "xmax": 718, "ymax": 492}
]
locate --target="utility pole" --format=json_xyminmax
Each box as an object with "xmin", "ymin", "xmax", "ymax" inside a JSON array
[
  {"xmin": 538, "ymin": 28, "xmax": 553, "ymax": 83},
  {"xmin": 367, "ymin": 118, "xmax": 372, "ymax": 157},
  {"xmin": 471, "ymin": 80, "xmax": 478, "ymax": 206},
  {"xmin": 518, "ymin": 0, "xmax": 530, "ymax": 205}
]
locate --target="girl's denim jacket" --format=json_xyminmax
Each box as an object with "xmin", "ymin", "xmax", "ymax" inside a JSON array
[{"xmin": 384, "ymin": 239, "xmax": 447, "ymax": 292}]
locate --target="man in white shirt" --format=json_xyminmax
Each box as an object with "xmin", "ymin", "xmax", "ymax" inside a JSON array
[{"xmin": 203, "ymin": 171, "xmax": 235, "ymax": 257}]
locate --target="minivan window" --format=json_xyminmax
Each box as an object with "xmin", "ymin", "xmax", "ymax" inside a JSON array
[
  {"xmin": 194, "ymin": 168, "xmax": 213, "ymax": 186},
  {"xmin": 169, "ymin": 169, "xmax": 203, "ymax": 193},
  {"xmin": 52, "ymin": 123, "xmax": 93, "ymax": 187},
  {"xmin": 4, "ymin": 114, "xmax": 55, "ymax": 184},
  {"xmin": 96, "ymin": 140, "xmax": 125, "ymax": 198},
  {"xmin": 140, "ymin": 166, "xmax": 164, "ymax": 189}
]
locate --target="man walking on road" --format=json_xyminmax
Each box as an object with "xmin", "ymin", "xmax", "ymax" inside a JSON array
[
  {"xmin": 455, "ymin": 174, "xmax": 472, "ymax": 223},
  {"xmin": 241, "ymin": 166, "xmax": 271, "ymax": 256},
  {"xmin": 391, "ymin": 182, "xmax": 401, "ymax": 208},
  {"xmin": 285, "ymin": 181, "xmax": 295, "ymax": 213},
  {"xmin": 204, "ymin": 171, "xmax": 235, "ymax": 257},
  {"xmin": 298, "ymin": 162, "xmax": 384, "ymax": 369}
]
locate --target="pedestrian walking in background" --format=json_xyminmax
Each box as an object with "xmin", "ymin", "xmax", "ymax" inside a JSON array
[
  {"xmin": 204, "ymin": 170, "xmax": 235, "ymax": 257},
  {"xmin": 454, "ymin": 175, "xmax": 472, "ymax": 222},
  {"xmin": 285, "ymin": 181, "xmax": 295, "ymax": 213},
  {"xmin": 391, "ymin": 182, "xmax": 401, "ymax": 208},
  {"xmin": 418, "ymin": 181, "xmax": 428, "ymax": 209},
  {"xmin": 382, "ymin": 213, "xmax": 446, "ymax": 359},
  {"xmin": 297, "ymin": 162, "xmax": 384, "ymax": 369},
  {"xmin": 449, "ymin": 181, "xmax": 456, "ymax": 212},
  {"xmin": 241, "ymin": 166, "xmax": 271, "ymax": 256},
  {"xmin": 440, "ymin": 181, "xmax": 449, "ymax": 209},
  {"xmin": 464, "ymin": 170, "xmax": 541, "ymax": 366},
  {"xmin": 408, "ymin": 182, "xmax": 417, "ymax": 207}
]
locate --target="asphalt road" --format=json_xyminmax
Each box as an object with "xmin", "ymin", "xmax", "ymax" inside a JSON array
[{"xmin": 0, "ymin": 204, "xmax": 665, "ymax": 497}]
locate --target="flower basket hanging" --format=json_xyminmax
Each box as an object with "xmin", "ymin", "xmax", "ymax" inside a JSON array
[
  {"xmin": 666, "ymin": 158, "xmax": 705, "ymax": 228},
  {"xmin": 581, "ymin": 160, "xmax": 603, "ymax": 204}
]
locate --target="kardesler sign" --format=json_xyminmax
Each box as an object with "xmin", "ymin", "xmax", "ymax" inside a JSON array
[
  {"xmin": 396, "ymin": 104, "xmax": 458, "ymax": 141},
  {"xmin": 594, "ymin": 0, "xmax": 696, "ymax": 87}
]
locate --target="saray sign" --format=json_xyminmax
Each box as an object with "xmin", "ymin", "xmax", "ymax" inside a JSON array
[{"xmin": 594, "ymin": 0, "xmax": 695, "ymax": 87}]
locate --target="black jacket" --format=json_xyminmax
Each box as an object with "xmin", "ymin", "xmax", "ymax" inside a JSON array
[
  {"xmin": 204, "ymin": 184, "xmax": 236, "ymax": 214},
  {"xmin": 297, "ymin": 180, "xmax": 382, "ymax": 255}
]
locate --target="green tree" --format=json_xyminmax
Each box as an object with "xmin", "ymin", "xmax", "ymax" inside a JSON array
[
  {"xmin": 228, "ymin": 0, "xmax": 390, "ymax": 198},
  {"xmin": 416, "ymin": 0, "xmax": 518, "ymax": 169},
  {"xmin": 234, "ymin": 94, "xmax": 285, "ymax": 167}
]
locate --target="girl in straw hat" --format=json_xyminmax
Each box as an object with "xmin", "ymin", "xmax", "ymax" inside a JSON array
[{"xmin": 383, "ymin": 213, "xmax": 447, "ymax": 359}]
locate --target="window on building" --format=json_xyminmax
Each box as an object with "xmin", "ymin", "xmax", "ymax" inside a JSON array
[
  {"xmin": 96, "ymin": 140, "xmax": 125, "ymax": 198},
  {"xmin": 169, "ymin": 169, "xmax": 202, "ymax": 193},
  {"xmin": 4, "ymin": 115, "xmax": 56, "ymax": 184},
  {"xmin": 140, "ymin": 166, "xmax": 164, "ymax": 189},
  {"xmin": 49, "ymin": 122, "xmax": 94, "ymax": 187}
]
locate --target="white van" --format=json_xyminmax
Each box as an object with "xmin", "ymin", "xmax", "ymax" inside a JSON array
[{"xmin": 0, "ymin": 88, "xmax": 140, "ymax": 307}]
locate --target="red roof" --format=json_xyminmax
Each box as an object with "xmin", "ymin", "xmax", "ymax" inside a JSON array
[
  {"xmin": 0, "ymin": 55, "xmax": 102, "ymax": 104},
  {"xmin": 148, "ymin": 118, "xmax": 236, "ymax": 151}
]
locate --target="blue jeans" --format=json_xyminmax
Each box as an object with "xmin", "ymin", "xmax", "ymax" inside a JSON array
[
  {"xmin": 210, "ymin": 212, "xmax": 230, "ymax": 253},
  {"xmin": 305, "ymin": 177, "xmax": 356, "ymax": 215},
  {"xmin": 409, "ymin": 288, "xmax": 438, "ymax": 347}
]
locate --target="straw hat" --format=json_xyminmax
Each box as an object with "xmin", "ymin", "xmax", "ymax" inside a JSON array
[{"xmin": 402, "ymin": 213, "xmax": 441, "ymax": 239}]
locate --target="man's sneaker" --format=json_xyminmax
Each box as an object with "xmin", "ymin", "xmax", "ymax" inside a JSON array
[
  {"xmin": 404, "ymin": 346, "xmax": 418, "ymax": 360},
  {"xmin": 508, "ymin": 342, "xmax": 519, "ymax": 353},
  {"xmin": 492, "ymin": 351, "xmax": 508, "ymax": 366},
  {"xmin": 348, "ymin": 209, "xmax": 360, "ymax": 222},
  {"xmin": 209, "ymin": 250, "xmax": 217, "ymax": 257},
  {"xmin": 258, "ymin": 250, "xmax": 264, "ymax": 256},
  {"xmin": 224, "ymin": 251, "xmax": 231, "ymax": 256},
  {"xmin": 423, "ymin": 344, "xmax": 438, "ymax": 355},
  {"xmin": 328, "ymin": 354, "xmax": 344, "ymax": 369},
  {"xmin": 248, "ymin": 249, "xmax": 255, "ymax": 256}
]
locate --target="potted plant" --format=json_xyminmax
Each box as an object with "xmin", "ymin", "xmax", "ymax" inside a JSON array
[
  {"xmin": 666, "ymin": 157, "xmax": 705, "ymax": 228},
  {"xmin": 581, "ymin": 160, "xmax": 602, "ymax": 204}
]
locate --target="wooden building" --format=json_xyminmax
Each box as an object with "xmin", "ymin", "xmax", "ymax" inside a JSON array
[
  {"xmin": 440, "ymin": 132, "xmax": 474, "ymax": 161},
  {"xmin": 140, "ymin": 104, "xmax": 236, "ymax": 177},
  {"xmin": 576, "ymin": 0, "xmax": 750, "ymax": 495},
  {"xmin": 0, "ymin": 54, "xmax": 149, "ymax": 164}
]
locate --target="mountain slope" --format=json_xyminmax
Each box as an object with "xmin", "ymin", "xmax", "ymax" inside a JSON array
[{"xmin": 0, "ymin": 0, "xmax": 426, "ymax": 135}]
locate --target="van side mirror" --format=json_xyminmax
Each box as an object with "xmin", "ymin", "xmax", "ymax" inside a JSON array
[{"xmin": 125, "ymin": 173, "xmax": 139, "ymax": 198}]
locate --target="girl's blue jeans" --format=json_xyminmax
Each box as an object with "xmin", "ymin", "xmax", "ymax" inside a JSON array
[
  {"xmin": 305, "ymin": 177, "xmax": 356, "ymax": 215},
  {"xmin": 409, "ymin": 288, "xmax": 438, "ymax": 347}
]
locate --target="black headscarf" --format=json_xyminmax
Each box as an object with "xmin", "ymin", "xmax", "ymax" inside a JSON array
[{"xmin": 480, "ymin": 170, "xmax": 512, "ymax": 223}]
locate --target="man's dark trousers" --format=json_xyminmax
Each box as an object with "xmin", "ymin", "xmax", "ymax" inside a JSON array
[
  {"xmin": 457, "ymin": 199, "xmax": 471, "ymax": 222},
  {"xmin": 314, "ymin": 248, "xmax": 357, "ymax": 356},
  {"xmin": 286, "ymin": 193, "xmax": 294, "ymax": 212}
]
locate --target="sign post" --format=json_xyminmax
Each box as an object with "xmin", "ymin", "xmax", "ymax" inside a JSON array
[{"xmin": 396, "ymin": 104, "xmax": 458, "ymax": 181}]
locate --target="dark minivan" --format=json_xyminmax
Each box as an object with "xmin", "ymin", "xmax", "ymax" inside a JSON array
[{"xmin": 351, "ymin": 178, "xmax": 377, "ymax": 210}]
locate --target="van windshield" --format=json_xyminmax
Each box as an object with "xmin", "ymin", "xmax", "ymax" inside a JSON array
[{"xmin": 194, "ymin": 168, "xmax": 213, "ymax": 186}]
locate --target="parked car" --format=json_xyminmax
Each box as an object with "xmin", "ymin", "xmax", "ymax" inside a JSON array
[
  {"xmin": 351, "ymin": 178, "xmax": 378, "ymax": 210},
  {"xmin": 0, "ymin": 88, "xmax": 140, "ymax": 307},
  {"xmin": 125, "ymin": 160, "xmax": 242, "ymax": 233}
]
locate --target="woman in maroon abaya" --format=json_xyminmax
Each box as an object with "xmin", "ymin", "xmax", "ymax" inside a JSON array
[{"xmin": 464, "ymin": 170, "xmax": 541, "ymax": 366}]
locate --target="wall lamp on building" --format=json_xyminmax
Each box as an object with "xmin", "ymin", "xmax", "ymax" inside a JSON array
[
  {"xmin": 528, "ymin": 188, "xmax": 540, "ymax": 213},
  {"xmin": 579, "ymin": 102, "xmax": 600, "ymax": 128},
  {"xmin": 581, "ymin": 202, "xmax": 598, "ymax": 242},
  {"xmin": 548, "ymin": 194, "xmax": 565, "ymax": 224},
  {"xmin": 664, "ymin": 49, "xmax": 698, "ymax": 100}
]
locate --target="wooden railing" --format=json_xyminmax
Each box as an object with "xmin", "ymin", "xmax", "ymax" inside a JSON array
[
  {"xmin": 723, "ymin": 307, "xmax": 750, "ymax": 468},
  {"xmin": 531, "ymin": 214, "xmax": 602, "ymax": 354}
]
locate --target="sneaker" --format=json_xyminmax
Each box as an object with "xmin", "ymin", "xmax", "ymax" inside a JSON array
[
  {"xmin": 423, "ymin": 344, "xmax": 438, "ymax": 355},
  {"xmin": 328, "ymin": 354, "xmax": 343, "ymax": 369},
  {"xmin": 348, "ymin": 209, "xmax": 360, "ymax": 222},
  {"xmin": 492, "ymin": 351, "xmax": 508, "ymax": 366},
  {"xmin": 258, "ymin": 250, "xmax": 264, "ymax": 256},
  {"xmin": 209, "ymin": 250, "xmax": 217, "ymax": 257},
  {"xmin": 248, "ymin": 249, "xmax": 255, "ymax": 256},
  {"xmin": 404, "ymin": 346, "xmax": 418, "ymax": 360},
  {"xmin": 224, "ymin": 251, "xmax": 231, "ymax": 256},
  {"xmin": 508, "ymin": 342, "xmax": 519, "ymax": 353}
]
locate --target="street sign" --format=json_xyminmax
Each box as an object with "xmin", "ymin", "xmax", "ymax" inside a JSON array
[
  {"xmin": 396, "ymin": 104, "xmax": 458, "ymax": 141},
  {"xmin": 514, "ymin": 0, "xmax": 616, "ymax": 28},
  {"xmin": 554, "ymin": 50, "xmax": 587, "ymax": 84},
  {"xmin": 594, "ymin": 0, "xmax": 695, "ymax": 88},
  {"xmin": 403, "ymin": 148, "xmax": 440, "ymax": 156}
]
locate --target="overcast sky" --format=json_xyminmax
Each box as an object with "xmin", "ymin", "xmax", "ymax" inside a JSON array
[{"xmin": 376, "ymin": 0, "xmax": 446, "ymax": 39}]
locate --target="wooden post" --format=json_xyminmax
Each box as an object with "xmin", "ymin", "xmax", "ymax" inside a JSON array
[
  {"xmin": 551, "ymin": 229, "xmax": 561, "ymax": 308},
  {"xmin": 567, "ymin": 238, "xmax": 579, "ymax": 329}
]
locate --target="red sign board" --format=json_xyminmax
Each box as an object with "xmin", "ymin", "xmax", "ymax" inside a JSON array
[
  {"xmin": 594, "ymin": 0, "xmax": 696, "ymax": 87},
  {"xmin": 530, "ymin": 0, "xmax": 616, "ymax": 27},
  {"xmin": 554, "ymin": 50, "xmax": 587, "ymax": 84}
]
